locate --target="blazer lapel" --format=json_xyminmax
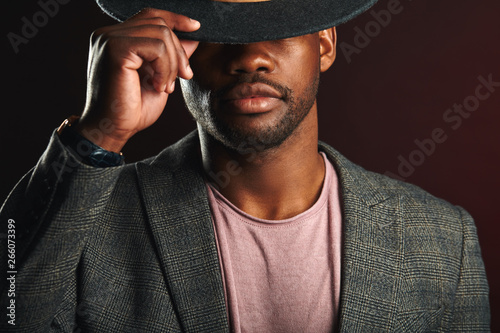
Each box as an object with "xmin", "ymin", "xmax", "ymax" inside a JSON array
[
  {"xmin": 135, "ymin": 136, "xmax": 404, "ymax": 332},
  {"xmin": 135, "ymin": 132, "xmax": 229, "ymax": 333},
  {"xmin": 320, "ymin": 143, "xmax": 405, "ymax": 332}
]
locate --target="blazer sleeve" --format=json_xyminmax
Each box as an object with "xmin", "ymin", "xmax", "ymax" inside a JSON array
[
  {"xmin": 447, "ymin": 207, "xmax": 490, "ymax": 331},
  {"xmin": 0, "ymin": 131, "xmax": 123, "ymax": 332}
]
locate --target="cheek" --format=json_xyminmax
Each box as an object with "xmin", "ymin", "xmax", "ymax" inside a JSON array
[
  {"xmin": 188, "ymin": 62, "xmax": 224, "ymax": 95},
  {"xmin": 284, "ymin": 57, "xmax": 320, "ymax": 97},
  {"xmin": 189, "ymin": 45, "xmax": 226, "ymax": 87},
  {"xmin": 277, "ymin": 41, "xmax": 321, "ymax": 93}
]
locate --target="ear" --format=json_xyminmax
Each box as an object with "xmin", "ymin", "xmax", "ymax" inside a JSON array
[{"xmin": 319, "ymin": 27, "xmax": 336, "ymax": 72}]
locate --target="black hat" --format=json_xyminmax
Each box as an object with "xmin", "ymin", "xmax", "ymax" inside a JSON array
[{"xmin": 96, "ymin": 0, "xmax": 378, "ymax": 43}]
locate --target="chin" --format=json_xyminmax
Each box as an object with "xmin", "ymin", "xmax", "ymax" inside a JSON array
[{"xmin": 201, "ymin": 112, "xmax": 304, "ymax": 154}]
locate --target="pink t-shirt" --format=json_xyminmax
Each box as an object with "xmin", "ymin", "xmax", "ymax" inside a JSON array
[{"xmin": 206, "ymin": 153, "xmax": 342, "ymax": 333}]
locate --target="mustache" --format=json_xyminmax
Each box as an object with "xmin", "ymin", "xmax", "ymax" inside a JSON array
[{"xmin": 212, "ymin": 74, "xmax": 292, "ymax": 102}]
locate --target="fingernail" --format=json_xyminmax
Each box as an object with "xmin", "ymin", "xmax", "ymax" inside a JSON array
[
  {"xmin": 170, "ymin": 80, "xmax": 176, "ymax": 92},
  {"xmin": 190, "ymin": 18, "xmax": 200, "ymax": 27}
]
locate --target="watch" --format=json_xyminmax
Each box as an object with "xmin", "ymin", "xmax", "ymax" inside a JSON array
[{"xmin": 57, "ymin": 116, "xmax": 124, "ymax": 167}]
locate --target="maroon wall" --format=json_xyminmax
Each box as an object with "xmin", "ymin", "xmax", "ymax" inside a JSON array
[
  {"xmin": 3, "ymin": 0, "xmax": 499, "ymax": 329},
  {"xmin": 320, "ymin": 1, "xmax": 499, "ymax": 328}
]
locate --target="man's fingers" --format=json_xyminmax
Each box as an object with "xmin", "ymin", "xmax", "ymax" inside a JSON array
[
  {"xmin": 107, "ymin": 35, "xmax": 174, "ymax": 93},
  {"xmin": 168, "ymin": 34, "xmax": 197, "ymax": 81},
  {"xmin": 96, "ymin": 8, "xmax": 201, "ymax": 93},
  {"xmin": 148, "ymin": 34, "xmax": 180, "ymax": 93},
  {"xmin": 181, "ymin": 40, "xmax": 200, "ymax": 59},
  {"xmin": 102, "ymin": 26, "xmax": 193, "ymax": 92},
  {"xmin": 145, "ymin": 28, "xmax": 186, "ymax": 93},
  {"xmin": 128, "ymin": 8, "xmax": 200, "ymax": 32},
  {"xmin": 121, "ymin": 9, "xmax": 201, "ymax": 83}
]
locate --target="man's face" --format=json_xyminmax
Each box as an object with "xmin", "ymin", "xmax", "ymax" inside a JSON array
[{"xmin": 180, "ymin": 33, "xmax": 324, "ymax": 151}]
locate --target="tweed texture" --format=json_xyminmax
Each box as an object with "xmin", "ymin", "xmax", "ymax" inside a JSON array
[{"xmin": 0, "ymin": 130, "xmax": 490, "ymax": 332}]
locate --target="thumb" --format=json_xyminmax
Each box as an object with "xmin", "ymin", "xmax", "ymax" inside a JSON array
[{"xmin": 181, "ymin": 40, "xmax": 200, "ymax": 59}]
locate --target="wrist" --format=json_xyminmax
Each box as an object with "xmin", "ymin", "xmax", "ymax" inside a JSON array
[
  {"xmin": 57, "ymin": 116, "xmax": 125, "ymax": 167},
  {"xmin": 75, "ymin": 118, "xmax": 130, "ymax": 153}
]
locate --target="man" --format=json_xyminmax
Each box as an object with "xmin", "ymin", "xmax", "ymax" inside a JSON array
[{"xmin": 0, "ymin": 0, "xmax": 490, "ymax": 331}]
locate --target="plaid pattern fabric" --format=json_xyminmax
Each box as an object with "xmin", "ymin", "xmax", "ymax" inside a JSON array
[{"xmin": 0, "ymin": 131, "xmax": 490, "ymax": 332}]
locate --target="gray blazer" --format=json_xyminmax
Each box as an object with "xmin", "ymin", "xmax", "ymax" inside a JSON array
[{"xmin": 0, "ymin": 131, "xmax": 490, "ymax": 332}]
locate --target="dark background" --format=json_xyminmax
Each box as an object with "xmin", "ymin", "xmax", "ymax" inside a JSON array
[{"xmin": 3, "ymin": 0, "xmax": 499, "ymax": 329}]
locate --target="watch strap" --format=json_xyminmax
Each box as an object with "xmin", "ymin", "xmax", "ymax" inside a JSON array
[{"xmin": 57, "ymin": 116, "xmax": 124, "ymax": 168}]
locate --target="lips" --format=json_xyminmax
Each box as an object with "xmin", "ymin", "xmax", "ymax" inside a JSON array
[{"xmin": 221, "ymin": 83, "xmax": 283, "ymax": 114}]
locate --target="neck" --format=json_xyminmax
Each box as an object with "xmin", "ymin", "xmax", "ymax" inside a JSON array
[{"xmin": 199, "ymin": 104, "xmax": 325, "ymax": 220}]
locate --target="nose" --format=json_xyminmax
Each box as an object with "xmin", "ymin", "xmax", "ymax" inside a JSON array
[{"xmin": 224, "ymin": 43, "xmax": 276, "ymax": 75}]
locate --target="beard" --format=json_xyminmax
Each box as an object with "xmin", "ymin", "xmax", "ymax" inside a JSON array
[{"xmin": 180, "ymin": 72, "xmax": 319, "ymax": 152}]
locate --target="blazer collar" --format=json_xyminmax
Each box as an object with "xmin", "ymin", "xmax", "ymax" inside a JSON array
[
  {"xmin": 136, "ymin": 133, "xmax": 404, "ymax": 332},
  {"xmin": 135, "ymin": 131, "xmax": 229, "ymax": 332},
  {"xmin": 320, "ymin": 142, "xmax": 405, "ymax": 331}
]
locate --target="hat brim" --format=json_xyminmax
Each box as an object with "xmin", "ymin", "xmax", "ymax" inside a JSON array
[{"xmin": 96, "ymin": 0, "xmax": 378, "ymax": 44}]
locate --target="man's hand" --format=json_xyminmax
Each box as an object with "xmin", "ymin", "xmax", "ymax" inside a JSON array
[{"xmin": 76, "ymin": 8, "xmax": 200, "ymax": 152}]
